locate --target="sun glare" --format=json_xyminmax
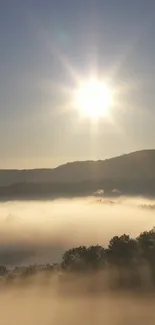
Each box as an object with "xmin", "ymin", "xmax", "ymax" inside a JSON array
[{"xmin": 75, "ymin": 79, "xmax": 113, "ymax": 119}]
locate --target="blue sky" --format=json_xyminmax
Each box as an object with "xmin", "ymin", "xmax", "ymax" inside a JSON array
[{"xmin": 1, "ymin": 0, "xmax": 155, "ymax": 168}]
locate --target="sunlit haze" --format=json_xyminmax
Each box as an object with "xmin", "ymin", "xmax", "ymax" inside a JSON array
[
  {"xmin": 1, "ymin": 1, "xmax": 155, "ymax": 168},
  {"xmin": 1, "ymin": 3, "xmax": 155, "ymax": 322}
]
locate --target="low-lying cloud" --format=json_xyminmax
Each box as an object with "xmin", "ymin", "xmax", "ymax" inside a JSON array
[{"xmin": 0, "ymin": 196, "xmax": 155, "ymax": 266}]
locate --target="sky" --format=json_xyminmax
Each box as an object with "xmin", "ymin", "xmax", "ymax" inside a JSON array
[{"xmin": 1, "ymin": 0, "xmax": 155, "ymax": 168}]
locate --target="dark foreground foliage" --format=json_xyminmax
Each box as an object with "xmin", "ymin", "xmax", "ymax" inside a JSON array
[{"xmin": 1, "ymin": 228, "xmax": 155, "ymax": 291}]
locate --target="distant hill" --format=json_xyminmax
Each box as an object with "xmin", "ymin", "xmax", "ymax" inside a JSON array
[{"xmin": 0, "ymin": 150, "xmax": 155, "ymax": 199}]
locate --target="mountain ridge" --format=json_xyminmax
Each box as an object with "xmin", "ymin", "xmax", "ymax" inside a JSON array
[
  {"xmin": 0, "ymin": 149, "xmax": 155, "ymax": 188},
  {"xmin": 0, "ymin": 149, "xmax": 155, "ymax": 198},
  {"xmin": 1, "ymin": 148, "xmax": 155, "ymax": 172}
]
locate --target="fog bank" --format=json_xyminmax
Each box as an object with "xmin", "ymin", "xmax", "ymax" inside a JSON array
[{"xmin": 0, "ymin": 196, "xmax": 154, "ymax": 266}]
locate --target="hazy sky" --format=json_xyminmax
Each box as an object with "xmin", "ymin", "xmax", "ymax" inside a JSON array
[{"xmin": 1, "ymin": 0, "xmax": 155, "ymax": 168}]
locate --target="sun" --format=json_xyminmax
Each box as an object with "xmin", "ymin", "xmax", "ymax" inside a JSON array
[{"xmin": 74, "ymin": 79, "xmax": 113, "ymax": 119}]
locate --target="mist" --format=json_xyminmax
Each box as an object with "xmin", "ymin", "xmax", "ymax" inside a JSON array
[
  {"xmin": 1, "ymin": 273, "xmax": 155, "ymax": 325},
  {"xmin": 0, "ymin": 197, "xmax": 155, "ymax": 324},
  {"xmin": 0, "ymin": 196, "xmax": 155, "ymax": 266}
]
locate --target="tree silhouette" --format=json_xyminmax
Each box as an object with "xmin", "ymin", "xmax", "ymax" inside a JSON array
[
  {"xmin": 137, "ymin": 229, "xmax": 155, "ymax": 266},
  {"xmin": 62, "ymin": 246, "xmax": 87, "ymax": 270},
  {"xmin": 62, "ymin": 245, "xmax": 105, "ymax": 271},
  {"xmin": 1, "ymin": 227, "xmax": 155, "ymax": 290},
  {"xmin": 106, "ymin": 234, "xmax": 139, "ymax": 266},
  {"xmin": 84, "ymin": 245, "xmax": 105, "ymax": 270},
  {"xmin": 0, "ymin": 266, "xmax": 7, "ymax": 276}
]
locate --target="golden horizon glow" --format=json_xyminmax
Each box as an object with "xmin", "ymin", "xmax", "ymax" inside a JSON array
[{"xmin": 74, "ymin": 79, "xmax": 113, "ymax": 119}]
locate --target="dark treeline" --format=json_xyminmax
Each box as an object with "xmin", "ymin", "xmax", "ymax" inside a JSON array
[
  {"xmin": 1, "ymin": 228, "xmax": 155, "ymax": 291},
  {"xmin": 61, "ymin": 228, "xmax": 155, "ymax": 290},
  {"xmin": 62, "ymin": 229, "xmax": 155, "ymax": 271}
]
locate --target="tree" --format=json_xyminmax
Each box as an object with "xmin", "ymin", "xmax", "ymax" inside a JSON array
[
  {"xmin": 61, "ymin": 245, "xmax": 105, "ymax": 271},
  {"xmin": 85, "ymin": 245, "xmax": 105, "ymax": 270},
  {"xmin": 62, "ymin": 246, "xmax": 87, "ymax": 270},
  {"xmin": 0, "ymin": 266, "xmax": 7, "ymax": 276},
  {"xmin": 107, "ymin": 234, "xmax": 139, "ymax": 266},
  {"xmin": 137, "ymin": 229, "xmax": 155, "ymax": 265}
]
